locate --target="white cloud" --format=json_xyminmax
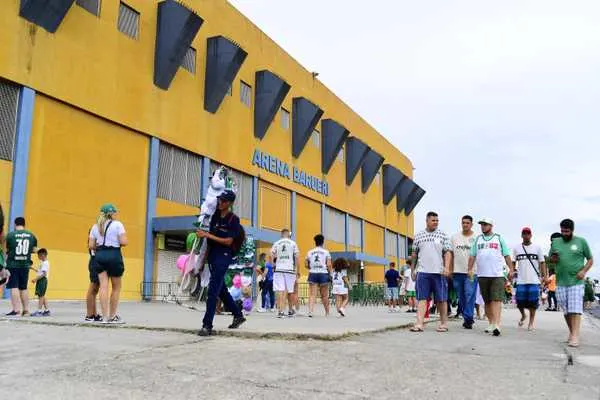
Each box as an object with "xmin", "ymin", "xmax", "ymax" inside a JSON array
[{"xmin": 229, "ymin": 0, "xmax": 600, "ymax": 277}]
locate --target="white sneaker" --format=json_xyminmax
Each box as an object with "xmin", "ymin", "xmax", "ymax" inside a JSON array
[
  {"xmin": 257, "ymin": 308, "xmax": 267, "ymax": 313},
  {"xmin": 388, "ymin": 309, "xmax": 394, "ymax": 313},
  {"xmin": 484, "ymin": 324, "xmax": 494, "ymax": 333},
  {"xmin": 394, "ymin": 307, "xmax": 400, "ymax": 312}
]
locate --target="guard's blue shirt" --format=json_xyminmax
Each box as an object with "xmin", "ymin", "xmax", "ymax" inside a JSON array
[{"xmin": 207, "ymin": 211, "xmax": 240, "ymax": 266}]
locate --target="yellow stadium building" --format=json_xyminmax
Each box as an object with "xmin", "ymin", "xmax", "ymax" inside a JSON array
[{"xmin": 0, "ymin": 0, "xmax": 425, "ymax": 300}]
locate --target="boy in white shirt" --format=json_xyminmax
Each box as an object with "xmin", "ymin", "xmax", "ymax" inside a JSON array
[{"xmin": 31, "ymin": 248, "xmax": 50, "ymax": 317}]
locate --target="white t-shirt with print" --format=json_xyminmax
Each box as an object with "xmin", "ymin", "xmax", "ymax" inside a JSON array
[
  {"xmin": 306, "ymin": 246, "xmax": 331, "ymax": 274},
  {"xmin": 403, "ymin": 271, "xmax": 416, "ymax": 291},
  {"xmin": 332, "ymin": 269, "xmax": 347, "ymax": 288},
  {"xmin": 90, "ymin": 221, "xmax": 126, "ymax": 248},
  {"xmin": 413, "ymin": 229, "xmax": 452, "ymax": 274},
  {"xmin": 512, "ymin": 243, "xmax": 544, "ymax": 285},
  {"xmin": 470, "ymin": 234, "xmax": 510, "ymax": 278},
  {"xmin": 451, "ymin": 232, "xmax": 477, "ymax": 274},
  {"xmin": 37, "ymin": 260, "xmax": 50, "ymax": 278},
  {"xmin": 271, "ymin": 238, "xmax": 299, "ymax": 273}
]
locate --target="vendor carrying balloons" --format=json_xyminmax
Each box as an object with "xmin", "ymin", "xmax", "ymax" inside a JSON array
[{"xmin": 196, "ymin": 190, "xmax": 246, "ymax": 336}]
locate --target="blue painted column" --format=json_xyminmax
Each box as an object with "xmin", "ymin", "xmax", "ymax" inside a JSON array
[
  {"xmin": 251, "ymin": 176, "xmax": 259, "ymax": 301},
  {"xmin": 396, "ymin": 233, "xmax": 401, "ymax": 263},
  {"xmin": 142, "ymin": 137, "xmax": 160, "ymax": 300},
  {"xmin": 360, "ymin": 219, "xmax": 365, "ymax": 252},
  {"xmin": 321, "ymin": 204, "xmax": 326, "ymax": 235},
  {"xmin": 4, "ymin": 87, "xmax": 35, "ymax": 300},
  {"xmin": 290, "ymin": 192, "xmax": 297, "ymax": 239},
  {"xmin": 360, "ymin": 219, "xmax": 365, "ymax": 283},
  {"xmin": 344, "ymin": 213, "xmax": 349, "ymax": 251},
  {"xmin": 8, "ymin": 87, "xmax": 35, "ymax": 230},
  {"xmin": 251, "ymin": 176, "xmax": 259, "ymax": 228},
  {"xmin": 383, "ymin": 228, "xmax": 387, "ymax": 263}
]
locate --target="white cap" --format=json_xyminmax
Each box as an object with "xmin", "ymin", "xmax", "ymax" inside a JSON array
[{"xmin": 478, "ymin": 217, "xmax": 494, "ymax": 225}]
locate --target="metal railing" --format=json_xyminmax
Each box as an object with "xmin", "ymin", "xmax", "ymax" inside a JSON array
[{"xmin": 141, "ymin": 281, "xmax": 388, "ymax": 306}]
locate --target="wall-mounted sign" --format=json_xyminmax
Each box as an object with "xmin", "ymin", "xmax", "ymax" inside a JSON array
[
  {"xmin": 164, "ymin": 234, "xmax": 187, "ymax": 252},
  {"xmin": 252, "ymin": 149, "xmax": 329, "ymax": 196}
]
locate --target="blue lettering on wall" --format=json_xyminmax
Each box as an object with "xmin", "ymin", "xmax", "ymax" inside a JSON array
[{"xmin": 253, "ymin": 150, "xmax": 329, "ymax": 196}]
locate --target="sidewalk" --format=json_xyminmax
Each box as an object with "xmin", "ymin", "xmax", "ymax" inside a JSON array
[{"xmin": 0, "ymin": 300, "xmax": 425, "ymax": 340}]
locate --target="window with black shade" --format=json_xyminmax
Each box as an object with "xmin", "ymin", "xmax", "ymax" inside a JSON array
[
  {"xmin": 181, "ymin": 47, "xmax": 196, "ymax": 74},
  {"xmin": 157, "ymin": 143, "xmax": 202, "ymax": 207},
  {"xmin": 118, "ymin": 2, "xmax": 139, "ymax": 40},
  {"xmin": 0, "ymin": 79, "xmax": 19, "ymax": 161},
  {"xmin": 280, "ymin": 108, "xmax": 290, "ymax": 130},
  {"xmin": 240, "ymin": 81, "xmax": 252, "ymax": 107}
]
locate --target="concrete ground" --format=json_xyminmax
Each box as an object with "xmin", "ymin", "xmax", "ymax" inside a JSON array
[{"xmin": 1, "ymin": 301, "xmax": 599, "ymax": 400}]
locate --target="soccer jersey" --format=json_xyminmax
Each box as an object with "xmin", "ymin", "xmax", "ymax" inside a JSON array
[
  {"xmin": 413, "ymin": 229, "xmax": 452, "ymax": 274},
  {"xmin": 6, "ymin": 229, "xmax": 38, "ymax": 268},
  {"xmin": 271, "ymin": 238, "xmax": 299, "ymax": 274},
  {"xmin": 306, "ymin": 246, "xmax": 331, "ymax": 274},
  {"xmin": 470, "ymin": 233, "xmax": 511, "ymax": 278},
  {"xmin": 451, "ymin": 232, "xmax": 477, "ymax": 274}
]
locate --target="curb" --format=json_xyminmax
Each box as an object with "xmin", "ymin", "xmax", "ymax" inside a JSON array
[{"xmin": 0, "ymin": 317, "xmax": 435, "ymax": 341}]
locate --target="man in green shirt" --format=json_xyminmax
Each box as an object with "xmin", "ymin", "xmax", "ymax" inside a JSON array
[
  {"xmin": 4, "ymin": 217, "xmax": 38, "ymax": 317},
  {"xmin": 550, "ymin": 219, "xmax": 593, "ymax": 348}
]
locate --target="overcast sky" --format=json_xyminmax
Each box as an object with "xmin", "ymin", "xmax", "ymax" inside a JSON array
[{"xmin": 229, "ymin": 0, "xmax": 600, "ymax": 278}]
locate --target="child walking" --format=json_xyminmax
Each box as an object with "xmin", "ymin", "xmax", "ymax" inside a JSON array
[
  {"xmin": 31, "ymin": 248, "xmax": 50, "ymax": 317},
  {"xmin": 403, "ymin": 265, "xmax": 417, "ymax": 312},
  {"xmin": 332, "ymin": 258, "xmax": 350, "ymax": 317}
]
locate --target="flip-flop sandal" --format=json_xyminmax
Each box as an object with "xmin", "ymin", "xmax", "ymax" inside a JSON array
[
  {"xmin": 518, "ymin": 319, "xmax": 525, "ymax": 327},
  {"xmin": 410, "ymin": 326, "xmax": 424, "ymax": 332},
  {"xmin": 567, "ymin": 341, "xmax": 579, "ymax": 348},
  {"xmin": 436, "ymin": 326, "xmax": 449, "ymax": 332}
]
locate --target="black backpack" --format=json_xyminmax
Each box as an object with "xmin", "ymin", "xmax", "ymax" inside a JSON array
[{"xmin": 229, "ymin": 213, "xmax": 246, "ymax": 255}]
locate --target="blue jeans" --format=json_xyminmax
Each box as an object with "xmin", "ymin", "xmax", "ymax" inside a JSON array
[
  {"xmin": 453, "ymin": 273, "xmax": 478, "ymax": 324},
  {"xmin": 261, "ymin": 280, "xmax": 275, "ymax": 309},
  {"xmin": 202, "ymin": 263, "xmax": 242, "ymax": 329}
]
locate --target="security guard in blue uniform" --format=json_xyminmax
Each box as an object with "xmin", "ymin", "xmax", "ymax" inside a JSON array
[{"xmin": 196, "ymin": 190, "xmax": 245, "ymax": 336}]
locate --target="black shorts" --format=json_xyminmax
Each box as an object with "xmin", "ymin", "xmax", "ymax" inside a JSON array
[
  {"xmin": 88, "ymin": 256, "xmax": 99, "ymax": 284},
  {"xmin": 6, "ymin": 267, "xmax": 29, "ymax": 291},
  {"xmin": 94, "ymin": 247, "xmax": 124, "ymax": 278},
  {"xmin": 35, "ymin": 277, "xmax": 48, "ymax": 297}
]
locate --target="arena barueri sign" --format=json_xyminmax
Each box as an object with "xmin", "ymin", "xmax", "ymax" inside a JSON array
[{"xmin": 252, "ymin": 149, "xmax": 330, "ymax": 196}]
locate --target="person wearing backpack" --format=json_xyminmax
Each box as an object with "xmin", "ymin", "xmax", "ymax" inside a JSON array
[
  {"xmin": 510, "ymin": 227, "xmax": 547, "ymax": 331},
  {"xmin": 196, "ymin": 190, "xmax": 246, "ymax": 336}
]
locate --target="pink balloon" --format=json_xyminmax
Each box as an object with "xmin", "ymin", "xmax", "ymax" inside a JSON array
[
  {"xmin": 176, "ymin": 255, "xmax": 189, "ymax": 272},
  {"xmin": 233, "ymin": 274, "xmax": 242, "ymax": 285}
]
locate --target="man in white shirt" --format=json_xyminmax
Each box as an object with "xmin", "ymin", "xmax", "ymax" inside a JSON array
[
  {"xmin": 271, "ymin": 229, "xmax": 300, "ymax": 318},
  {"xmin": 410, "ymin": 211, "xmax": 452, "ymax": 332},
  {"xmin": 510, "ymin": 227, "xmax": 547, "ymax": 331},
  {"xmin": 451, "ymin": 215, "xmax": 478, "ymax": 329},
  {"xmin": 468, "ymin": 217, "xmax": 513, "ymax": 337}
]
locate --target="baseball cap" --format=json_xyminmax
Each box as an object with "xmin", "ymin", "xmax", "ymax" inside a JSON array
[
  {"xmin": 217, "ymin": 190, "xmax": 236, "ymax": 203},
  {"xmin": 521, "ymin": 227, "xmax": 532, "ymax": 234},
  {"xmin": 478, "ymin": 217, "xmax": 494, "ymax": 225},
  {"xmin": 100, "ymin": 203, "xmax": 118, "ymax": 214}
]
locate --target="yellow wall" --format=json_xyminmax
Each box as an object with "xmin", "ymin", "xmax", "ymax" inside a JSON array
[
  {"xmin": 156, "ymin": 198, "xmax": 198, "ymax": 218},
  {"xmin": 364, "ymin": 222, "xmax": 384, "ymax": 282},
  {"xmin": 0, "ymin": 0, "xmax": 414, "ymax": 236},
  {"xmin": 259, "ymin": 181, "xmax": 290, "ymax": 232},
  {"xmin": 295, "ymin": 195, "xmax": 320, "ymax": 280},
  {"xmin": 365, "ymin": 265, "xmax": 385, "ymax": 283},
  {"xmin": 0, "ymin": 160, "xmax": 11, "ymax": 224},
  {"xmin": 24, "ymin": 95, "xmax": 148, "ymax": 299}
]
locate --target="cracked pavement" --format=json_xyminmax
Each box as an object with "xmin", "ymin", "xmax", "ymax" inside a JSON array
[{"xmin": 2, "ymin": 307, "xmax": 599, "ymax": 400}]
